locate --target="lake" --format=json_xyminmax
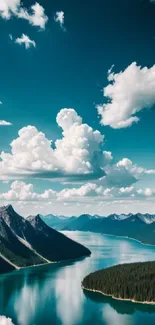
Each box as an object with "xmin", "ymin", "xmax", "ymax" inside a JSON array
[{"xmin": 0, "ymin": 231, "xmax": 155, "ymax": 325}]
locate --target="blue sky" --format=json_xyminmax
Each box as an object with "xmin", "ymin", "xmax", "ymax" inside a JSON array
[{"xmin": 0, "ymin": 0, "xmax": 155, "ymax": 216}]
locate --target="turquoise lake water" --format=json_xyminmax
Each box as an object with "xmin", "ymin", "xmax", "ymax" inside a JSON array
[{"xmin": 0, "ymin": 231, "xmax": 155, "ymax": 325}]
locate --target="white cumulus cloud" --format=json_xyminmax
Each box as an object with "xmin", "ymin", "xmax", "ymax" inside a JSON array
[
  {"xmin": 17, "ymin": 2, "xmax": 48, "ymax": 29},
  {"xmin": 97, "ymin": 62, "xmax": 155, "ymax": 128},
  {"xmin": 0, "ymin": 1, "xmax": 48, "ymax": 29},
  {"xmin": 0, "ymin": 108, "xmax": 105, "ymax": 180},
  {"xmin": 0, "ymin": 316, "xmax": 15, "ymax": 325},
  {"xmin": 0, "ymin": 181, "xmax": 57, "ymax": 201},
  {"xmin": 0, "ymin": 108, "xmax": 153, "ymax": 188},
  {"xmin": 0, "ymin": 0, "xmax": 20, "ymax": 19},
  {"xmin": 15, "ymin": 34, "xmax": 36, "ymax": 49},
  {"xmin": 116, "ymin": 158, "xmax": 154, "ymax": 178}
]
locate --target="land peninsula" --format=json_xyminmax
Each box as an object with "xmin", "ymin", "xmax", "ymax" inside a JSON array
[{"xmin": 82, "ymin": 261, "xmax": 155, "ymax": 304}]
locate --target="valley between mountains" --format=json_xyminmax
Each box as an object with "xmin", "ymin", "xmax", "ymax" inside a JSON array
[{"xmin": 42, "ymin": 213, "xmax": 155, "ymax": 246}]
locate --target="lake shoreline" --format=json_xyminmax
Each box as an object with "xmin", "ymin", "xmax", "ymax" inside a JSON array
[
  {"xmin": 82, "ymin": 285, "xmax": 155, "ymax": 305},
  {"xmin": 100, "ymin": 233, "xmax": 155, "ymax": 247},
  {"xmin": 1, "ymin": 252, "xmax": 91, "ymax": 276},
  {"xmin": 64, "ymin": 230, "xmax": 155, "ymax": 247}
]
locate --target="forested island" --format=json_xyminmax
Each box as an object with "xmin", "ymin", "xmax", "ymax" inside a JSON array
[{"xmin": 82, "ymin": 261, "xmax": 155, "ymax": 304}]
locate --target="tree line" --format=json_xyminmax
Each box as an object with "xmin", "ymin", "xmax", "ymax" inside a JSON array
[{"xmin": 82, "ymin": 261, "xmax": 155, "ymax": 302}]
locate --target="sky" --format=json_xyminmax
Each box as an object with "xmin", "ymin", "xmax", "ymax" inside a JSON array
[{"xmin": 1, "ymin": 0, "xmax": 155, "ymax": 216}]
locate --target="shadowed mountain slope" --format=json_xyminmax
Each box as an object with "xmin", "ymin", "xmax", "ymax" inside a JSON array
[
  {"xmin": 0, "ymin": 205, "xmax": 91, "ymax": 274},
  {"xmin": 42, "ymin": 213, "xmax": 155, "ymax": 245}
]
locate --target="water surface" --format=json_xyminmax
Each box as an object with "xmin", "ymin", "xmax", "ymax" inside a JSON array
[{"xmin": 0, "ymin": 231, "xmax": 155, "ymax": 325}]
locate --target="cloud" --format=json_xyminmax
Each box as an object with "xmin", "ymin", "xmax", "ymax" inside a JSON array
[
  {"xmin": 103, "ymin": 151, "xmax": 113, "ymax": 162},
  {"xmin": 0, "ymin": 108, "xmax": 106, "ymax": 180},
  {"xmin": 0, "ymin": 107, "xmax": 152, "ymax": 186},
  {"xmin": 0, "ymin": 181, "xmax": 57, "ymax": 201},
  {"xmin": 0, "ymin": 0, "xmax": 20, "ymax": 19},
  {"xmin": 97, "ymin": 62, "xmax": 155, "ymax": 128},
  {"xmin": 54, "ymin": 11, "xmax": 64, "ymax": 28},
  {"xmin": 59, "ymin": 184, "xmax": 155, "ymax": 201},
  {"xmin": 1, "ymin": 181, "xmax": 154, "ymax": 203},
  {"xmin": 116, "ymin": 158, "xmax": 155, "ymax": 178},
  {"xmin": 0, "ymin": 1, "xmax": 48, "ymax": 29},
  {"xmin": 0, "ymin": 316, "xmax": 15, "ymax": 325},
  {"xmin": 97, "ymin": 156, "xmax": 155, "ymax": 189},
  {"xmin": 15, "ymin": 34, "xmax": 36, "ymax": 49},
  {"xmin": 0, "ymin": 108, "xmax": 153, "ymax": 189},
  {"xmin": 100, "ymin": 165, "xmax": 137, "ymax": 188},
  {"xmin": 17, "ymin": 2, "xmax": 48, "ymax": 29},
  {"xmin": 0, "ymin": 120, "xmax": 12, "ymax": 125},
  {"xmin": 145, "ymin": 169, "xmax": 155, "ymax": 174},
  {"xmin": 58, "ymin": 183, "xmax": 99, "ymax": 200}
]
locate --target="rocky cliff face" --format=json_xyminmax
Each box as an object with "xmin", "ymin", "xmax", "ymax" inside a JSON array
[{"xmin": 0, "ymin": 205, "xmax": 91, "ymax": 275}]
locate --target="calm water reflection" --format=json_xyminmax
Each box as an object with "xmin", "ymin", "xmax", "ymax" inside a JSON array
[{"xmin": 0, "ymin": 231, "xmax": 155, "ymax": 325}]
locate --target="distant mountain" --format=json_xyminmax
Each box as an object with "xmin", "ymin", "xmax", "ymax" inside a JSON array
[
  {"xmin": 42, "ymin": 213, "xmax": 155, "ymax": 245},
  {"xmin": 41, "ymin": 214, "xmax": 75, "ymax": 230},
  {"xmin": 41, "ymin": 214, "xmax": 102, "ymax": 231},
  {"xmin": 0, "ymin": 205, "xmax": 91, "ymax": 275},
  {"xmin": 135, "ymin": 213, "xmax": 155, "ymax": 224}
]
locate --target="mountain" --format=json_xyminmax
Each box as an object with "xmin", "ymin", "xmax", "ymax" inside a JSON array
[
  {"xmin": 41, "ymin": 214, "xmax": 102, "ymax": 231},
  {"xmin": 0, "ymin": 205, "xmax": 91, "ymax": 275},
  {"xmin": 0, "ymin": 255, "xmax": 15, "ymax": 274},
  {"xmin": 135, "ymin": 213, "xmax": 155, "ymax": 224},
  {"xmin": 27, "ymin": 214, "xmax": 91, "ymax": 261},
  {"xmin": 41, "ymin": 214, "xmax": 76, "ymax": 230},
  {"xmin": 42, "ymin": 213, "xmax": 155, "ymax": 245}
]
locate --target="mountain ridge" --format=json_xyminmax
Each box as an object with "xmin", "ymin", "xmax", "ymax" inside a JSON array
[
  {"xmin": 42, "ymin": 212, "xmax": 155, "ymax": 245},
  {"xmin": 0, "ymin": 205, "xmax": 91, "ymax": 275}
]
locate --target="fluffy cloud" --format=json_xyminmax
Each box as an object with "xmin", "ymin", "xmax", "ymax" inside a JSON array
[
  {"xmin": 0, "ymin": 108, "xmax": 152, "ymax": 186},
  {"xmin": 0, "ymin": 1, "xmax": 48, "ymax": 29},
  {"xmin": 58, "ymin": 184, "xmax": 155, "ymax": 201},
  {"xmin": 0, "ymin": 120, "xmax": 12, "ymax": 125},
  {"xmin": 54, "ymin": 11, "xmax": 64, "ymax": 28},
  {"xmin": 0, "ymin": 108, "xmax": 105, "ymax": 180},
  {"xmin": 116, "ymin": 158, "xmax": 155, "ymax": 178},
  {"xmin": 15, "ymin": 34, "xmax": 36, "ymax": 49},
  {"xmin": 0, "ymin": 316, "xmax": 15, "ymax": 325},
  {"xmin": 17, "ymin": 2, "xmax": 48, "ymax": 29},
  {"xmin": 100, "ymin": 164, "xmax": 137, "ymax": 188},
  {"xmin": 58, "ymin": 183, "xmax": 99, "ymax": 200},
  {"xmin": 0, "ymin": 0, "xmax": 20, "ymax": 19},
  {"xmin": 97, "ymin": 62, "xmax": 155, "ymax": 128},
  {"xmin": 136, "ymin": 188, "xmax": 154, "ymax": 197},
  {"xmin": 0, "ymin": 180, "xmax": 149, "ymax": 203},
  {"xmin": 0, "ymin": 181, "xmax": 57, "ymax": 201}
]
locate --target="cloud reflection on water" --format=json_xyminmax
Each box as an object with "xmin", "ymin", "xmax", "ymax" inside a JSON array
[{"xmin": 0, "ymin": 232, "xmax": 155, "ymax": 325}]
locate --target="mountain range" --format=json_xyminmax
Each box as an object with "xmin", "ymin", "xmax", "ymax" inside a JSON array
[
  {"xmin": 0, "ymin": 205, "xmax": 91, "ymax": 275},
  {"xmin": 41, "ymin": 213, "xmax": 155, "ymax": 245}
]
